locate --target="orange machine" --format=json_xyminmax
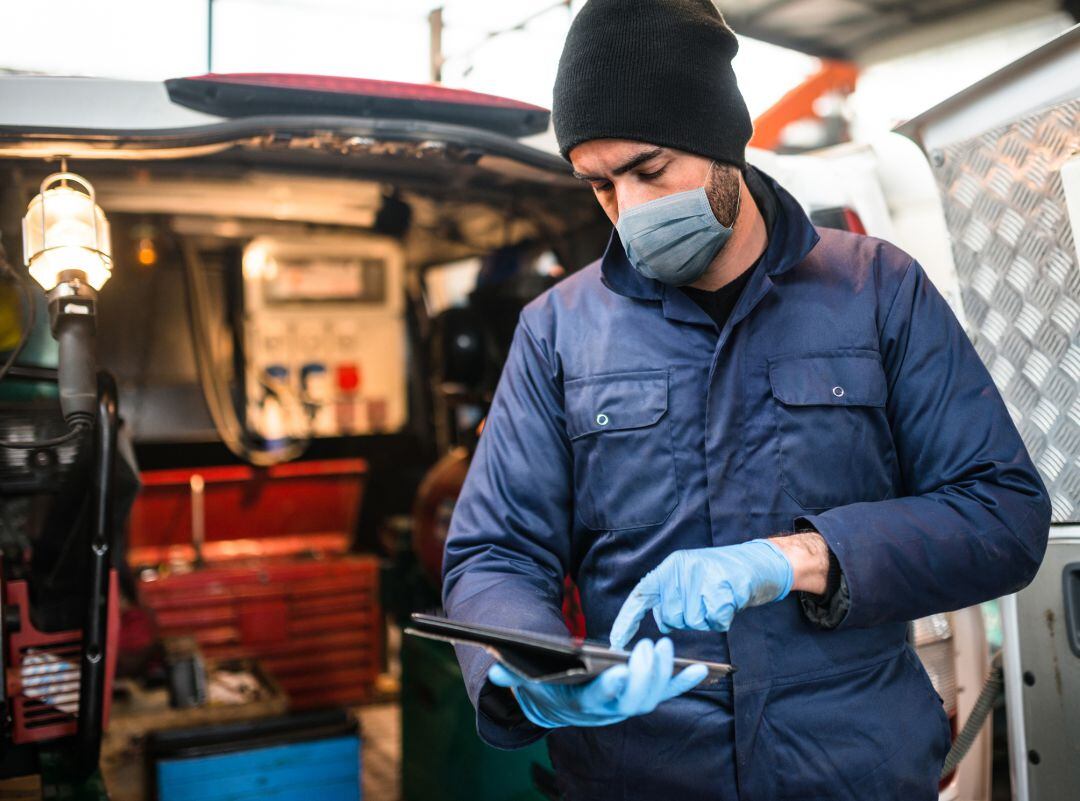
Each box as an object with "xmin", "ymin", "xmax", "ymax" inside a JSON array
[{"xmin": 749, "ymin": 60, "xmax": 859, "ymax": 151}]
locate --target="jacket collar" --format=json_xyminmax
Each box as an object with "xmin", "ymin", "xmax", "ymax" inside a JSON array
[{"xmin": 599, "ymin": 165, "xmax": 820, "ymax": 302}]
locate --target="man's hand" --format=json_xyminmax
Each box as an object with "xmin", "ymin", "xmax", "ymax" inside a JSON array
[
  {"xmin": 608, "ymin": 539, "xmax": 794, "ymax": 650},
  {"xmin": 487, "ymin": 637, "xmax": 707, "ymax": 728}
]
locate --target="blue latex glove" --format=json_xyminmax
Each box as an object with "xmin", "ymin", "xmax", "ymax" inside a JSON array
[
  {"xmin": 609, "ymin": 539, "xmax": 794, "ymax": 650},
  {"xmin": 486, "ymin": 637, "xmax": 707, "ymax": 728}
]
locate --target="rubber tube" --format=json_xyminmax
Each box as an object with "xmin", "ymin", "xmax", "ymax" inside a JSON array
[
  {"xmin": 56, "ymin": 313, "xmax": 97, "ymax": 428},
  {"xmin": 940, "ymin": 659, "xmax": 1004, "ymax": 779}
]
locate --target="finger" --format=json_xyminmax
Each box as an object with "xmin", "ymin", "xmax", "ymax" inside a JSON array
[
  {"xmin": 703, "ymin": 585, "xmax": 737, "ymax": 632},
  {"xmin": 657, "ymin": 581, "xmax": 688, "ymax": 632},
  {"xmin": 652, "ymin": 606, "xmax": 671, "ymax": 634},
  {"xmin": 661, "ymin": 663, "xmax": 709, "ymax": 701},
  {"xmin": 487, "ymin": 663, "xmax": 525, "ymax": 689},
  {"xmin": 580, "ymin": 664, "xmax": 630, "ymax": 709},
  {"xmin": 642, "ymin": 637, "xmax": 675, "ymax": 713},
  {"xmin": 683, "ymin": 591, "xmax": 708, "ymax": 630},
  {"xmin": 609, "ymin": 572, "xmax": 661, "ymax": 650},
  {"xmin": 681, "ymin": 557, "xmax": 709, "ymax": 629},
  {"xmin": 618, "ymin": 639, "xmax": 655, "ymax": 716},
  {"xmin": 710, "ymin": 608, "xmax": 735, "ymax": 632}
]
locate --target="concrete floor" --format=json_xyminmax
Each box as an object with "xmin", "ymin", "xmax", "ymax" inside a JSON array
[{"xmin": 359, "ymin": 703, "xmax": 402, "ymax": 801}]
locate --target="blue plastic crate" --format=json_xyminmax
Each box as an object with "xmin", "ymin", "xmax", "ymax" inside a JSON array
[{"xmin": 148, "ymin": 710, "xmax": 361, "ymax": 801}]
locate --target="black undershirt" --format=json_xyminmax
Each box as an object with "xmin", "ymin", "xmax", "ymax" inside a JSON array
[
  {"xmin": 679, "ymin": 264, "xmax": 755, "ymax": 331},
  {"xmin": 678, "ymin": 167, "xmax": 778, "ymax": 331}
]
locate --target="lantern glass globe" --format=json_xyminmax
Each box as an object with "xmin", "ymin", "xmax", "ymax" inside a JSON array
[{"xmin": 22, "ymin": 178, "xmax": 113, "ymax": 292}]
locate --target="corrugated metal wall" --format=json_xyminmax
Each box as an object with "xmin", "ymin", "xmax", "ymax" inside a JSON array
[{"xmin": 930, "ymin": 99, "xmax": 1080, "ymax": 522}]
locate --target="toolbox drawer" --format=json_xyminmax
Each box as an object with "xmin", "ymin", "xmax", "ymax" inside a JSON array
[{"xmin": 140, "ymin": 558, "xmax": 381, "ymax": 709}]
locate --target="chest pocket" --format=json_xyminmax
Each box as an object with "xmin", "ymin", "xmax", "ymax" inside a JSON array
[
  {"xmin": 564, "ymin": 370, "xmax": 679, "ymax": 531},
  {"xmin": 768, "ymin": 351, "xmax": 898, "ymax": 511}
]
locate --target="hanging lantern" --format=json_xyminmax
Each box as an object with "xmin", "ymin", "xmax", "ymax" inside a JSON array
[{"xmin": 22, "ymin": 171, "xmax": 112, "ymax": 292}]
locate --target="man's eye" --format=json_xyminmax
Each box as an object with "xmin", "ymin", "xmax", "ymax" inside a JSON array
[
  {"xmin": 639, "ymin": 168, "xmax": 666, "ymax": 181},
  {"xmin": 591, "ymin": 181, "xmax": 613, "ymax": 192}
]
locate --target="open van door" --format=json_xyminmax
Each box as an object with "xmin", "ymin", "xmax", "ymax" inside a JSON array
[{"xmin": 898, "ymin": 25, "xmax": 1080, "ymax": 800}]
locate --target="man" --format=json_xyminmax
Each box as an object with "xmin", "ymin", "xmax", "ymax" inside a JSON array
[{"xmin": 441, "ymin": 1, "xmax": 1051, "ymax": 799}]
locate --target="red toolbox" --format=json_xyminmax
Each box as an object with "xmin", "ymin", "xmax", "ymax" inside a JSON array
[{"xmin": 128, "ymin": 459, "xmax": 381, "ymax": 709}]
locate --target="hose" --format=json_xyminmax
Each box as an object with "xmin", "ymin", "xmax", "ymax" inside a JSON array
[
  {"xmin": 55, "ymin": 312, "xmax": 97, "ymax": 427},
  {"xmin": 940, "ymin": 652, "xmax": 1004, "ymax": 779},
  {"xmin": 179, "ymin": 238, "xmax": 309, "ymax": 467}
]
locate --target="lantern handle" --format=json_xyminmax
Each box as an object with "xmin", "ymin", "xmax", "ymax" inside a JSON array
[{"xmin": 39, "ymin": 171, "xmax": 97, "ymax": 203}]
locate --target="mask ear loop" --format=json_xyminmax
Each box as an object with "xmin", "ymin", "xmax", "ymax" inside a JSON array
[{"xmin": 728, "ymin": 171, "xmax": 742, "ymax": 228}]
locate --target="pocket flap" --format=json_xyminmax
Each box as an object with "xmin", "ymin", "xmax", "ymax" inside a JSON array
[
  {"xmin": 769, "ymin": 353, "xmax": 887, "ymax": 407},
  {"xmin": 565, "ymin": 370, "xmax": 669, "ymax": 439}
]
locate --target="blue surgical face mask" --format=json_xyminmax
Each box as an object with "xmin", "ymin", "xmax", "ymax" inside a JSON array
[{"xmin": 615, "ymin": 167, "xmax": 739, "ymax": 286}]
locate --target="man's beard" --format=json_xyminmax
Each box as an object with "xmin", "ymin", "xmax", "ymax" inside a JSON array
[{"xmin": 705, "ymin": 162, "xmax": 742, "ymax": 228}]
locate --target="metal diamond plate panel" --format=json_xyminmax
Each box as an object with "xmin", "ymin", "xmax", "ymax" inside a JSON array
[{"xmin": 929, "ymin": 100, "xmax": 1080, "ymax": 522}]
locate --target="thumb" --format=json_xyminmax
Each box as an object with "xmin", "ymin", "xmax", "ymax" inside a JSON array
[{"xmin": 487, "ymin": 663, "xmax": 527, "ymax": 689}]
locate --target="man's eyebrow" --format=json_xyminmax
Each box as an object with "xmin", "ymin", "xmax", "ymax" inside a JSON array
[{"xmin": 572, "ymin": 147, "xmax": 666, "ymax": 182}]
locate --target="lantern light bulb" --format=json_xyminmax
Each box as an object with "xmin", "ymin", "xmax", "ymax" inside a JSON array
[{"xmin": 22, "ymin": 172, "xmax": 112, "ymax": 292}]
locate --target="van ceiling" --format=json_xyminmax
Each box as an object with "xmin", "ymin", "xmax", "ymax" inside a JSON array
[
  {"xmin": 720, "ymin": 0, "xmax": 1076, "ymax": 63},
  {"xmin": 0, "ymin": 155, "xmax": 606, "ymax": 271}
]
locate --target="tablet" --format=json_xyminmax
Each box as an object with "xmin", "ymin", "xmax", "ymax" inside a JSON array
[{"xmin": 405, "ymin": 612, "xmax": 735, "ymax": 687}]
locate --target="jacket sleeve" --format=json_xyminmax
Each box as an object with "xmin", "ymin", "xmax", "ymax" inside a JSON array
[
  {"xmin": 441, "ymin": 314, "xmax": 573, "ymax": 748},
  {"xmin": 797, "ymin": 256, "xmax": 1051, "ymax": 629}
]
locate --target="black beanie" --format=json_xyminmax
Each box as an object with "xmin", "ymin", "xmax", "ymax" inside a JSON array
[{"xmin": 552, "ymin": 0, "xmax": 752, "ymax": 168}]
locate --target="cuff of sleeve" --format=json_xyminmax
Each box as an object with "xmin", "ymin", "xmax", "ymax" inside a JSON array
[
  {"xmin": 799, "ymin": 571, "xmax": 851, "ymax": 630},
  {"xmin": 465, "ymin": 647, "xmax": 547, "ymax": 750},
  {"xmin": 793, "ymin": 515, "xmax": 851, "ymax": 630}
]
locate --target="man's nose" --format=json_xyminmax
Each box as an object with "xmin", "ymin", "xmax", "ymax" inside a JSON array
[{"xmin": 613, "ymin": 183, "xmax": 656, "ymax": 221}]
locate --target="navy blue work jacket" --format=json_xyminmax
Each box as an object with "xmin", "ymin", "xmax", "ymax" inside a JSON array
[{"xmin": 442, "ymin": 168, "xmax": 1050, "ymax": 801}]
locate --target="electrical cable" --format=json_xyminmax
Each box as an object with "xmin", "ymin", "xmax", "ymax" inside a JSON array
[
  {"xmin": 0, "ymin": 422, "xmax": 88, "ymax": 449},
  {"xmin": 940, "ymin": 651, "xmax": 1004, "ymax": 779},
  {"xmin": 446, "ymin": 0, "xmax": 573, "ymax": 74},
  {"xmin": 179, "ymin": 237, "xmax": 310, "ymax": 467}
]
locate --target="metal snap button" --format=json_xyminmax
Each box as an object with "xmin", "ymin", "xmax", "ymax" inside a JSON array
[
  {"xmin": 596, "ymin": 413, "xmax": 609, "ymax": 426},
  {"xmin": 832, "ymin": 385, "xmax": 845, "ymax": 397}
]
